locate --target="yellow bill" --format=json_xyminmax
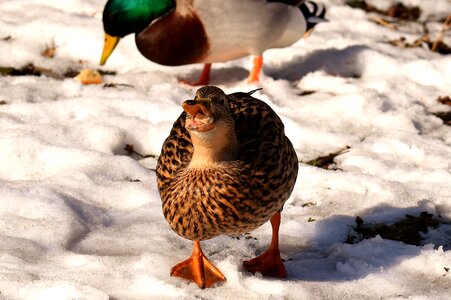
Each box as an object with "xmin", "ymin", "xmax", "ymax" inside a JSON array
[{"xmin": 100, "ymin": 33, "xmax": 120, "ymax": 65}]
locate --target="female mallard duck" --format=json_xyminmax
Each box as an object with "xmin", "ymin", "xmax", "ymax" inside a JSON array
[
  {"xmin": 156, "ymin": 86, "xmax": 298, "ymax": 288},
  {"xmin": 101, "ymin": 0, "xmax": 326, "ymax": 84}
]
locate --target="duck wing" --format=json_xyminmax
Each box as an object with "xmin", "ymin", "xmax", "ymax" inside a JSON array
[
  {"xmin": 228, "ymin": 91, "xmax": 298, "ymax": 203},
  {"xmin": 156, "ymin": 114, "xmax": 193, "ymax": 192}
]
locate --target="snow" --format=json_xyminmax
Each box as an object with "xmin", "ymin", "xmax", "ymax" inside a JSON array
[{"xmin": 0, "ymin": 0, "xmax": 450, "ymax": 299}]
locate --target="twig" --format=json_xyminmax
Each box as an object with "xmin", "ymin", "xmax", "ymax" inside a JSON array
[
  {"xmin": 368, "ymin": 15, "xmax": 398, "ymax": 30},
  {"xmin": 432, "ymin": 14, "xmax": 451, "ymax": 52},
  {"xmin": 103, "ymin": 83, "xmax": 135, "ymax": 89},
  {"xmin": 304, "ymin": 146, "xmax": 351, "ymax": 169},
  {"xmin": 124, "ymin": 144, "xmax": 159, "ymax": 159}
]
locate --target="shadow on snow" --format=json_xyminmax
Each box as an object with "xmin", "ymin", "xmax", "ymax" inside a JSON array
[{"xmin": 281, "ymin": 203, "xmax": 450, "ymax": 282}]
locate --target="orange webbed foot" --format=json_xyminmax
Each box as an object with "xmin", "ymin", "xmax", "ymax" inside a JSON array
[
  {"xmin": 243, "ymin": 248, "xmax": 287, "ymax": 278},
  {"xmin": 243, "ymin": 212, "xmax": 287, "ymax": 278},
  {"xmin": 171, "ymin": 241, "xmax": 226, "ymax": 289}
]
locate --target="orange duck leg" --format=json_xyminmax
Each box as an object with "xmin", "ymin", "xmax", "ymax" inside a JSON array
[
  {"xmin": 247, "ymin": 55, "xmax": 263, "ymax": 83},
  {"xmin": 182, "ymin": 56, "xmax": 262, "ymax": 85},
  {"xmin": 179, "ymin": 63, "xmax": 212, "ymax": 86},
  {"xmin": 171, "ymin": 240, "xmax": 226, "ymax": 288},
  {"xmin": 243, "ymin": 212, "xmax": 287, "ymax": 277}
]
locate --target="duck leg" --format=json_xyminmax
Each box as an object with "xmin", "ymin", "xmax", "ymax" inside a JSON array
[
  {"xmin": 243, "ymin": 212, "xmax": 287, "ymax": 277},
  {"xmin": 196, "ymin": 63, "xmax": 212, "ymax": 85},
  {"xmin": 171, "ymin": 240, "xmax": 226, "ymax": 288},
  {"xmin": 247, "ymin": 55, "xmax": 263, "ymax": 83},
  {"xmin": 179, "ymin": 63, "xmax": 211, "ymax": 86}
]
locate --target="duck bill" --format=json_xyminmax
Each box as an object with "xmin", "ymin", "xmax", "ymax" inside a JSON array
[
  {"xmin": 182, "ymin": 102, "xmax": 212, "ymax": 117},
  {"xmin": 182, "ymin": 101, "xmax": 214, "ymax": 132},
  {"xmin": 100, "ymin": 33, "xmax": 120, "ymax": 65}
]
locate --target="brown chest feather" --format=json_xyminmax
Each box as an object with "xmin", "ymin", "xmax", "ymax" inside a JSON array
[
  {"xmin": 156, "ymin": 92, "xmax": 299, "ymax": 241},
  {"xmin": 135, "ymin": 10, "xmax": 209, "ymax": 66}
]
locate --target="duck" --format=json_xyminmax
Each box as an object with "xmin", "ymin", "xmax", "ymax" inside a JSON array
[
  {"xmin": 100, "ymin": 0, "xmax": 326, "ymax": 84},
  {"xmin": 156, "ymin": 86, "xmax": 299, "ymax": 288}
]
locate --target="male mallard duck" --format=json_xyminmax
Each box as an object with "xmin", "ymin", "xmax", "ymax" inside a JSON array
[
  {"xmin": 100, "ymin": 0, "xmax": 326, "ymax": 84},
  {"xmin": 156, "ymin": 86, "xmax": 298, "ymax": 288}
]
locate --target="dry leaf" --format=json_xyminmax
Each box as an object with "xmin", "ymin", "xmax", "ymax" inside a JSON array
[
  {"xmin": 74, "ymin": 69, "xmax": 103, "ymax": 85},
  {"xmin": 386, "ymin": 2, "xmax": 420, "ymax": 21},
  {"xmin": 438, "ymin": 96, "xmax": 451, "ymax": 106},
  {"xmin": 41, "ymin": 46, "xmax": 56, "ymax": 58}
]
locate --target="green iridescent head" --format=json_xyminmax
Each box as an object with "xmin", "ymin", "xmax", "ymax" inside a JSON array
[
  {"xmin": 100, "ymin": 0, "xmax": 175, "ymax": 65},
  {"xmin": 102, "ymin": 0, "xmax": 176, "ymax": 37}
]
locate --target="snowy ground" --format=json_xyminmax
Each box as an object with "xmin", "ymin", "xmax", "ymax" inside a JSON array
[{"xmin": 0, "ymin": 0, "xmax": 450, "ymax": 299}]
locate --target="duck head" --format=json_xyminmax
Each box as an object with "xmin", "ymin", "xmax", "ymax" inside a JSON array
[
  {"xmin": 100, "ymin": 0, "xmax": 176, "ymax": 65},
  {"xmin": 183, "ymin": 86, "xmax": 232, "ymax": 134},
  {"xmin": 183, "ymin": 86, "xmax": 237, "ymax": 164}
]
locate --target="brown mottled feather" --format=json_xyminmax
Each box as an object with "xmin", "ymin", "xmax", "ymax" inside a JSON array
[
  {"xmin": 135, "ymin": 6, "xmax": 209, "ymax": 66},
  {"xmin": 156, "ymin": 88, "xmax": 298, "ymax": 241}
]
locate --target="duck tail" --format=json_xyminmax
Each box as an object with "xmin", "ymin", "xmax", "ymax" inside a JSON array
[
  {"xmin": 299, "ymin": 1, "xmax": 327, "ymax": 32},
  {"xmin": 246, "ymin": 88, "xmax": 263, "ymax": 96}
]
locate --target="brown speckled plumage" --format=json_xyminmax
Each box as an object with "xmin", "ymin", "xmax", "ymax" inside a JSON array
[{"xmin": 156, "ymin": 86, "xmax": 298, "ymax": 242}]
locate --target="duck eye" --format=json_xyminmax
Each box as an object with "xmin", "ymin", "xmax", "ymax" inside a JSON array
[{"xmin": 185, "ymin": 100, "xmax": 195, "ymax": 105}]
